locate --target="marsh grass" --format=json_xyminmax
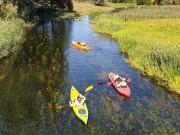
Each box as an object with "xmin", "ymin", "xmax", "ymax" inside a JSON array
[
  {"xmin": 90, "ymin": 6, "xmax": 180, "ymax": 92},
  {"xmin": 106, "ymin": 2, "xmax": 136, "ymax": 9},
  {"xmin": 0, "ymin": 18, "xmax": 25, "ymax": 58},
  {"xmin": 112, "ymin": 5, "xmax": 180, "ymax": 19}
]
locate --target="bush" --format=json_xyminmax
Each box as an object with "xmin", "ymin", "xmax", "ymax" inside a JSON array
[
  {"xmin": 0, "ymin": 0, "xmax": 18, "ymax": 20},
  {"xmin": 0, "ymin": 18, "xmax": 25, "ymax": 57}
]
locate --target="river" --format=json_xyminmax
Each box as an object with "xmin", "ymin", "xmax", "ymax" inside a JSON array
[{"xmin": 0, "ymin": 16, "xmax": 179, "ymax": 135}]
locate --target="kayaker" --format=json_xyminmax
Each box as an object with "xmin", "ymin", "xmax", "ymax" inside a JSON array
[
  {"xmin": 113, "ymin": 75, "xmax": 122, "ymax": 87},
  {"xmin": 80, "ymin": 40, "xmax": 86, "ymax": 46},
  {"xmin": 119, "ymin": 78, "xmax": 127, "ymax": 88},
  {"xmin": 113, "ymin": 75, "xmax": 120, "ymax": 81},
  {"xmin": 113, "ymin": 75, "xmax": 127, "ymax": 87},
  {"xmin": 69, "ymin": 94, "xmax": 86, "ymax": 107}
]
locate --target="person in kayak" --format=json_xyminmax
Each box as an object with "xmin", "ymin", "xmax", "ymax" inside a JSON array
[
  {"xmin": 113, "ymin": 75, "xmax": 121, "ymax": 87},
  {"xmin": 113, "ymin": 75, "xmax": 127, "ymax": 87},
  {"xmin": 119, "ymin": 78, "xmax": 127, "ymax": 88},
  {"xmin": 69, "ymin": 94, "xmax": 86, "ymax": 107},
  {"xmin": 80, "ymin": 40, "xmax": 86, "ymax": 46}
]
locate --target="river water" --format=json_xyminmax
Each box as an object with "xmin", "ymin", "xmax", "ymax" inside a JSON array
[{"xmin": 0, "ymin": 17, "xmax": 179, "ymax": 135}]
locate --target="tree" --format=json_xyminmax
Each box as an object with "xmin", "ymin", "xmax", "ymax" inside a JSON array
[
  {"xmin": 0, "ymin": 0, "xmax": 18, "ymax": 20},
  {"xmin": 66, "ymin": 0, "xmax": 73, "ymax": 12},
  {"xmin": 57, "ymin": 0, "xmax": 66, "ymax": 11}
]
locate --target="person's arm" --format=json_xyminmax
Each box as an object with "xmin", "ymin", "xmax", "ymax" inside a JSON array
[
  {"xmin": 69, "ymin": 101, "xmax": 75, "ymax": 107},
  {"xmin": 124, "ymin": 81, "xmax": 127, "ymax": 85},
  {"xmin": 79, "ymin": 94, "xmax": 86, "ymax": 103}
]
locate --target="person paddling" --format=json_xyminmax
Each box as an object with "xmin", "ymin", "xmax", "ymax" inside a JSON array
[
  {"xmin": 113, "ymin": 75, "xmax": 127, "ymax": 87},
  {"xmin": 80, "ymin": 40, "xmax": 86, "ymax": 46},
  {"xmin": 113, "ymin": 75, "xmax": 121, "ymax": 87},
  {"xmin": 119, "ymin": 78, "xmax": 127, "ymax": 88},
  {"xmin": 69, "ymin": 94, "xmax": 86, "ymax": 107}
]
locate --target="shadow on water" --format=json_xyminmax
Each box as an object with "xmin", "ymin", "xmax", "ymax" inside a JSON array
[{"xmin": 0, "ymin": 17, "xmax": 180, "ymax": 134}]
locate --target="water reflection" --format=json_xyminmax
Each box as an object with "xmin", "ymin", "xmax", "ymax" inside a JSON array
[{"xmin": 0, "ymin": 20, "xmax": 70, "ymax": 134}]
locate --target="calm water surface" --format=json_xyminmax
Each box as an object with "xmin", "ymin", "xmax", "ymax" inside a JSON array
[{"xmin": 0, "ymin": 17, "xmax": 179, "ymax": 135}]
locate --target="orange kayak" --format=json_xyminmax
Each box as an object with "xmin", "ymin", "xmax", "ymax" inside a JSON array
[
  {"xmin": 72, "ymin": 41, "xmax": 90, "ymax": 50},
  {"xmin": 109, "ymin": 72, "xmax": 131, "ymax": 98}
]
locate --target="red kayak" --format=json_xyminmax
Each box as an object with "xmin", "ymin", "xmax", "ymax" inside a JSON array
[{"xmin": 109, "ymin": 72, "xmax": 131, "ymax": 98}]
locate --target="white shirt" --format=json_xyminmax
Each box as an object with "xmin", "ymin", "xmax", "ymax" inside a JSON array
[
  {"xmin": 73, "ymin": 99, "xmax": 84, "ymax": 106},
  {"xmin": 113, "ymin": 75, "xmax": 119, "ymax": 80},
  {"xmin": 69, "ymin": 95, "xmax": 86, "ymax": 107},
  {"xmin": 116, "ymin": 81, "xmax": 127, "ymax": 87},
  {"xmin": 81, "ymin": 41, "xmax": 86, "ymax": 46}
]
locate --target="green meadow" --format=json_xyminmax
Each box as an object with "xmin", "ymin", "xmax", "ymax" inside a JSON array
[{"xmin": 90, "ymin": 6, "xmax": 180, "ymax": 93}]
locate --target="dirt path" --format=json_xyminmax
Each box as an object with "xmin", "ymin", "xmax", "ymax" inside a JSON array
[{"xmin": 73, "ymin": 0, "xmax": 114, "ymax": 14}]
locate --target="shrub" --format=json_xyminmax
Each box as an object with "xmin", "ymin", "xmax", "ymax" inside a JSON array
[
  {"xmin": 0, "ymin": 18, "xmax": 25, "ymax": 57},
  {"xmin": 0, "ymin": 0, "xmax": 17, "ymax": 20}
]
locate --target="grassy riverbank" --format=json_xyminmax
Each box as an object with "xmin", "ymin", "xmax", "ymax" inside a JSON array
[{"xmin": 89, "ymin": 6, "xmax": 180, "ymax": 93}]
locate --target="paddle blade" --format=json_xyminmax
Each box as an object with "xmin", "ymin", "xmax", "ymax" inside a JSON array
[
  {"xmin": 85, "ymin": 85, "xmax": 94, "ymax": 92},
  {"xmin": 97, "ymin": 82, "xmax": 105, "ymax": 85},
  {"xmin": 89, "ymin": 42, "xmax": 93, "ymax": 44},
  {"xmin": 127, "ymin": 78, "xmax": 131, "ymax": 82},
  {"xmin": 107, "ymin": 82, "xmax": 112, "ymax": 87}
]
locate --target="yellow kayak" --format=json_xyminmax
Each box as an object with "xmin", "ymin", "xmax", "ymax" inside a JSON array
[
  {"xmin": 72, "ymin": 41, "xmax": 90, "ymax": 50},
  {"xmin": 70, "ymin": 86, "xmax": 88, "ymax": 125}
]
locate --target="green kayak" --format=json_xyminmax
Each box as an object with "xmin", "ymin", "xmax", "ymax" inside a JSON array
[
  {"xmin": 74, "ymin": 17, "xmax": 79, "ymax": 21},
  {"xmin": 70, "ymin": 86, "xmax": 88, "ymax": 125}
]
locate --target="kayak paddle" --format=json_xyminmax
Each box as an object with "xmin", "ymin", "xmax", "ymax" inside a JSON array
[
  {"xmin": 127, "ymin": 78, "xmax": 131, "ymax": 82},
  {"xmin": 125, "ymin": 74, "xmax": 131, "ymax": 82},
  {"xmin": 97, "ymin": 82, "xmax": 106, "ymax": 85},
  {"xmin": 85, "ymin": 85, "xmax": 94, "ymax": 92},
  {"xmin": 107, "ymin": 78, "xmax": 131, "ymax": 87},
  {"xmin": 57, "ymin": 85, "xmax": 93, "ymax": 110},
  {"xmin": 107, "ymin": 82, "xmax": 112, "ymax": 87},
  {"xmin": 57, "ymin": 106, "xmax": 65, "ymax": 109}
]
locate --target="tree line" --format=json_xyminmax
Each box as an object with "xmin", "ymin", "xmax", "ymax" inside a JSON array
[
  {"xmin": 0, "ymin": 0, "xmax": 74, "ymax": 21},
  {"xmin": 0, "ymin": 0, "xmax": 179, "ymax": 21},
  {"xmin": 79, "ymin": 0, "xmax": 179, "ymax": 6}
]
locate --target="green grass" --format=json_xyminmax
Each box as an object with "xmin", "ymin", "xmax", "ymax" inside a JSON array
[
  {"xmin": 90, "ymin": 5, "xmax": 180, "ymax": 93},
  {"xmin": 111, "ymin": 5, "xmax": 180, "ymax": 19},
  {"xmin": 106, "ymin": 2, "xmax": 136, "ymax": 9}
]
